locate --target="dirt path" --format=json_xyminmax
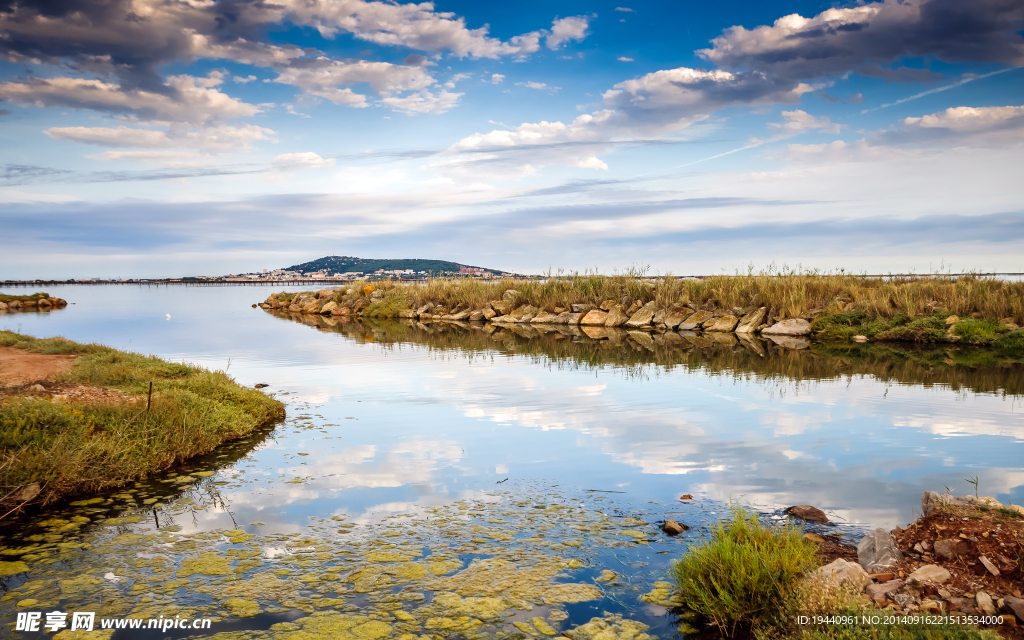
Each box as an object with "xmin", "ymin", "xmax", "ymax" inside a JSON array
[{"xmin": 0, "ymin": 346, "xmax": 78, "ymax": 387}]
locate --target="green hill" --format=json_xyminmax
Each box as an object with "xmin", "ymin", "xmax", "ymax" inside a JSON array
[{"xmin": 283, "ymin": 256, "xmax": 504, "ymax": 276}]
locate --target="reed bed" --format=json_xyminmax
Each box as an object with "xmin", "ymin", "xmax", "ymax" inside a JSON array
[{"xmin": 331, "ymin": 273, "xmax": 1024, "ymax": 324}]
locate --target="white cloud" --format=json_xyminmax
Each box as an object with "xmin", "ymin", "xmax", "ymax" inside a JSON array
[
  {"xmin": 44, "ymin": 123, "xmax": 276, "ymax": 151},
  {"xmin": 274, "ymin": 58, "xmax": 435, "ymax": 106},
  {"xmin": 768, "ymin": 110, "xmax": 842, "ymax": 134},
  {"xmin": 491, "ymin": 74, "xmax": 505, "ymax": 84},
  {"xmin": 381, "ymin": 89, "xmax": 463, "ymax": 114},
  {"xmin": 546, "ymin": 15, "xmax": 593, "ymax": 50},
  {"xmin": 515, "ymin": 81, "xmax": 559, "ymax": 91},
  {"xmin": 615, "ymin": 7, "xmax": 635, "ymax": 12},
  {"xmin": 443, "ymin": 72, "xmax": 470, "ymax": 88},
  {"xmin": 0, "ymin": 74, "xmax": 260, "ymax": 124},
  {"xmin": 617, "ymin": 57, "xmax": 634, "ymax": 62},
  {"xmin": 272, "ymin": 152, "xmax": 336, "ymax": 170},
  {"xmin": 0, "ymin": 190, "xmax": 79, "ymax": 203},
  {"xmin": 233, "ymin": 75, "xmax": 258, "ymax": 84}
]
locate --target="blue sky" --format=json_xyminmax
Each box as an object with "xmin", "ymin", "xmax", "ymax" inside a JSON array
[{"xmin": 1, "ymin": 0, "xmax": 1023, "ymax": 277}]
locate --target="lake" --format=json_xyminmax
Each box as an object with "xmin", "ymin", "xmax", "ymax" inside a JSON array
[{"xmin": 1, "ymin": 284, "xmax": 1022, "ymax": 639}]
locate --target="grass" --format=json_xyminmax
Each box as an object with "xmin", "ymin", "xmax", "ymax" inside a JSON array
[
  {"xmin": 667, "ymin": 505, "xmax": 1003, "ymax": 640},
  {"xmin": 669, "ymin": 504, "xmax": 819, "ymax": 635},
  {"xmin": 0, "ymin": 292, "xmax": 52, "ymax": 304},
  {"xmin": 271, "ymin": 272, "xmax": 1024, "ymax": 326},
  {"xmin": 0, "ymin": 331, "xmax": 285, "ymax": 511}
]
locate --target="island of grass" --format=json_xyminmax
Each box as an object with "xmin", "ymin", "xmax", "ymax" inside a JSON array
[{"xmin": 0, "ymin": 331, "xmax": 284, "ymax": 514}]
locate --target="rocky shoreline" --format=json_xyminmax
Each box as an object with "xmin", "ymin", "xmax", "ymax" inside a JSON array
[
  {"xmin": 257, "ymin": 286, "xmax": 1022, "ymax": 350},
  {"xmin": 0, "ymin": 295, "xmax": 67, "ymax": 313},
  {"xmin": 805, "ymin": 492, "xmax": 1024, "ymax": 634}
]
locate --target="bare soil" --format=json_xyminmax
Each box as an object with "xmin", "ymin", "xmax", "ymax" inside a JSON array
[{"xmin": 0, "ymin": 346, "xmax": 77, "ymax": 387}]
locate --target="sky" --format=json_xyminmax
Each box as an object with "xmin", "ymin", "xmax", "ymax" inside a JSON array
[{"xmin": 1, "ymin": 0, "xmax": 1023, "ymax": 278}]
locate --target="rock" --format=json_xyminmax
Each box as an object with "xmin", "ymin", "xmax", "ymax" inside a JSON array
[
  {"xmin": 552, "ymin": 312, "xmax": 571, "ymax": 324},
  {"xmin": 866, "ymin": 580, "xmax": 904, "ymax": 604},
  {"xmin": 571, "ymin": 303, "xmax": 592, "ymax": 314},
  {"xmin": 663, "ymin": 308, "xmax": 693, "ymax": 330},
  {"xmin": 626, "ymin": 301, "xmax": 642, "ymax": 315},
  {"xmin": 852, "ymin": 335, "xmax": 868, "ymax": 342},
  {"xmin": 1004, "ymin": 596, "xmax": 1024, "ymax": 623},
  {"xmin": 704, "ymin": 315, "xmax": 739, "ymax": 332},
  {"xmin": 469, "ymin": 310, "xmax": 484, "ymax": 322},
  {"xmin": 564, "ymin": 312, "xmax": 584, "ymax": 325},
  {"xmin": 482, "ymin": 307, "xmax": 497, "ymax": 320},
  {"xmin": 531, "ymin": 312, "xmax": 558, "ymax": 324},
  {"xmin": 946, "ymin": 315, "xmax": 959, "ymax": 325},
  {"xmin": 503, "ymin": 289, "xmax": 519, "ymax": 305},
  {"xmin": 315, "ymin": 288, "xmax": 334, "ymax": 299},
  {"xmin": 9, "ymin": 300, "xmax": 22, "ymax": 309},
  {"xmin": 254, "ymin": 383, "xmax": 270, "ymax": 389},
  {"xmin": 662, "ymin": 520, "xmax": 688, "ymax": 536},
  {"xmin": 762, "ymin": 319, "xmax": 812, "ymax": 335},
  {"xmin": 803, "ymin": 533, "xmax": 825, "ymax": 544},
  {"xmin": 29, "ymin": 383, "xmax": 46, "ymax": 393},
  {"xmin": 0, "ymin": 301, "xmax": 8, "ymax": 311},
  {"xmin": 922, "ymin": 491, "xmax": 979, "ymax": 516},
  {"xmin": 978, "ymin": 556, "xmax": 1000, "ymax": 576},
  {"xmin": 370, "ymin": 290, "xmax": 385, "ymax": 302},
  {"xmin": 580, "ymin": 309, "xmax": 609, "ymax": 325},
  {"xmin": 599, "ymin": 300, "xmax": 616, "ymax": 311},
  {"xmin": 785, "ymin": 505, "xmax": 829, "ymax": 523},
  {"xmin": 679, "ymin": 494, "xmax": 693, "ymax": 500},
  {"xmin": 510, "ymin": 305, "xmax": 538, "ymax": 322},
  {"xmin": 920, "ymin": 599, "xmax": 942, "ymax": 613},
  {"xmin": 320, "ymin": 301, "xmax": 338, "ymax": 315},
  {"xmin": 604, "ymin": 305, "xmax": 629, "ymax": 327},
  {"xmin": 628, "ymin": 331, "xmax": 654, "ymax": 348},
  {"xmin": 735, "ymin": 307, "xmax": 766, "ymax": 334},
  {"xmin": 490, "ymin": 300, "xmax": 508, "ymax": 314},
  {"xmin": 1009, "ymin": 504, "xmax": 1024, "ymax": 516},
  {"xmin": 933, "ymin": 537, "xmax": 969, "ymax": 560},
  {"xmin": 978, "ymin": 496, "xmax": 1003, "ymax": 508},
  {"xmin": 677, "ymin": 310, "xmax": 713, "ymax": 330},
  {"xmin": 333, "ymin": 307, "xmax": 351, "ymax": 317},
  {"xmin": 38, "ymin": 298, "xmax": 53, "ymax": 307},
  {"xmin": 906, "ymin": 564, "xmax": 951, "ymax": 585},
  {"xmin": 890, "ymin": 593, "xmax": 915, "ymax": 607},
  {"xmin": 398, "ymin": 310, "xmax": 416, "ymax": 318},
  {"xmin": 977, "ymin": 592, "xmax": 996, "ymax": 616},
  {"xmin": 415, "ymin": 304, "xmax": 432, "ymax": 315},
  {"xmin": 812, "ymin": 559, "xmax": 871, "ymax": 592},
  {"xmin": 624, "ymin": 302, "xmax": 657, "ymax": 328},
  {"xmin": 449, "ymin": 310, "xmax": 470, "ymax": 321},
  {"xmin": 15, "ymin": 483, "xmax": 40, "ymax": 503},
  {"xmin": 857, "ymin": 528, "xmax": 902, "ymax": 572}
]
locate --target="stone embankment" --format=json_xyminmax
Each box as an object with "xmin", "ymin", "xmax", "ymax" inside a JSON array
[
  {"xmin": 803, "ymin": 492, "xmax": 1024, "ymax": 631},
  {"xmin": 259, "ymin": 288, "xmax": 824, "ymax": 348},
  {"xmin": 0, "ymin": 296, "xmax": 67, "ymax": 313}
]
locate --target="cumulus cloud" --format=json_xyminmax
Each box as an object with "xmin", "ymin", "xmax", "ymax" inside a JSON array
[
  {"xmin": 233, "ymin": 75, "xmax": 258, "ymax": 84},
  {"xmin": 515, "ymin": 81, "xmax": 559, "ymax": 91},
  {"xmin": 273, "ymin": 58, "xmax": 435, "ymax": 106},
  {"xmin": 272, "ymin": 152, "xmax": 336, "ymax": 170},
  {"xmin": 783, "ymin": 104, "xmax": 1024, "ymax": 163},
  {"xmin": 381, "ymin": 89, "xmax": 463, "ymax": 114},
  {"xmin": 546, "ymin": 15, "xmax": 593, "ymax": 50},
  {"xmin": 491, "ymin": 74, "xmax": 505, "ymax": 84},
  {"xmin": 44, "ymin": 123, "xmax": 276, "ymax": 152},
  {"xmin": 769, "ymin": 110, "xmax": 842, "ymax": 134},
  {"xmin": 0, "ymin": 74, "xmax": 259, "ymax": 124},
  {"xmin": 698, "ymin": 0, "xmax": 1024, "ymax": 82}
]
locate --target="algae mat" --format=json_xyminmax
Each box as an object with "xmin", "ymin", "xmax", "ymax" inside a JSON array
[{"xmin": 0, "ymin": 483, "xmax": 691, "ymax": 639}]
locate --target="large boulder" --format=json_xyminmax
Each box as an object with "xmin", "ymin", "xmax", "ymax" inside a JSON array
[
  {"xmin": 510, "ymin": 305, "xmax": 538, "ymax": 322},
  {"xmin": 735, "ymin": 307, "xmax": 766, "ymax": 333},
  {"xmin": 564, "ymin": 312, "xmax": 584, "ymax": 325},
  {"xmin": 624, "ymin": 302, "xmax": 657, "ymax": 328},
  {"xmin": 677, "ymin": 310, "xmax": 713, "ymax": 330},
  {"xmin": 320, "ymin": 301, "xmax": 338, "ymax": 315},
  {"xmin": 762, "ymin": 319, "xmax": 812, "ymax": 335},
  {"xmin": 580, "ymin": 309, "xmax": 609, "ymax": 326},
  {"xmin": 490, "ymin": 300, "xmax": 508, "ymax": 315},
  {"xmin": 921, "ymin": 491, "xmax": 979, "ymax": 516},
  {"xmin": 531, "ymin": 311, "xmax": 559, "ymax": 324},
  {"xmin": 604, "ymin": 304, "xmax": 629, "ymax": 327},
  {"xmin": 1004, "ymin": 596, "xmax": 1024, "ymax": 623},
  {"xmin": 785, "ymin": 505, "xmax": 829, "ymax": 523},
  {"xmin": 599, "ymin": 300, "xmax": 617, "ymax": 311},
  {"xmin": 482, "ymin": 307, "xmax": 497, "ymax": 320},
  {"xmin": 503, "ymin": 289, "xmax": 519, "ymax": 305},
  {"xmin": 857, "ymin": 528, "xmax": 902, "ymax": 572},
  {"xmin": 705, "ymin": 316, "xmax": 739, "ymax": 332},
  {"xmin": 811, "ymin": 559, "xmax": 871, "ymax": 592}
]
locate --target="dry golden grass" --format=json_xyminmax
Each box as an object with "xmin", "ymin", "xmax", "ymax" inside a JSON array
[{"xmin": 322, "ymin": 274, "xmax": 1024, "ymax": 323}]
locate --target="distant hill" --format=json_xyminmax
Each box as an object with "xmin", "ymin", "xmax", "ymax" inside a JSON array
[{"xmin": 283, "ymin": 256, "xmax": 504, "ymax": 275}]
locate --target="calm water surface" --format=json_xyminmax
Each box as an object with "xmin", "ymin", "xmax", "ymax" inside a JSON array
[{"xmin": 1, "ymin": 284, "xmax": 1022, "ymax": 638}]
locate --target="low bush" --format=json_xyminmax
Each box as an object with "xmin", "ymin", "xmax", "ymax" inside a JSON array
[{"xmin": 669, "ymin": 505, "xmax": 819, "ymax": 636}]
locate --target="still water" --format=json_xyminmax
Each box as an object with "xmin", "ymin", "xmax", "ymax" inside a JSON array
[{"xmin": 1, "ymin": 284, "xmax": 1022, "ymax": 638}]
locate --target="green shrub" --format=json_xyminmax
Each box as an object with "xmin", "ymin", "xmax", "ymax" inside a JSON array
[
  {"xmin": 994, "ymin": 329, "xmax": 1024, "ymax": 357},
  {"xmin": 669, "ymin": 505, "xmax": 818, "ymax": 636}
]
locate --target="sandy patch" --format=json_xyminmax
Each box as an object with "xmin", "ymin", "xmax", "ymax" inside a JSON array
[{"xmin": 0, "ymin": 347, "xmax": 78, "ymax": 388}]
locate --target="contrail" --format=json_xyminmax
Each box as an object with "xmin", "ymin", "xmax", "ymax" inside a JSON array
[{"xmin": 860, "ymin": 66, "xmax": 1021, "ymax": 114}]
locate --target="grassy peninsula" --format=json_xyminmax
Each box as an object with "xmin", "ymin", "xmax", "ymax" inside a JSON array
[{"xmin": 0, "ymin": 331, "xmax": 284, "ymax": 513}]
